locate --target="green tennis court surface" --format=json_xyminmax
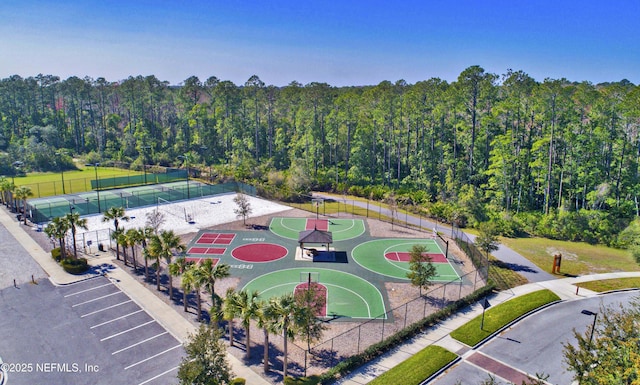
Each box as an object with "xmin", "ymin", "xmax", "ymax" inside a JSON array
[
  {"xmin": 243, "ymin": 268, "xmax": 386, "ymax": 319},
  {"xmin": 269, "ymin": 217, "xmax": 366, "ymax": 241},
  {"xmin": 352, "ymin": 239, "xmax": 460, "ymax": 281}
]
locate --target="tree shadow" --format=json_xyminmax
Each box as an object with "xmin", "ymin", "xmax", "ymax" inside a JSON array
[
  {"xmin": 310, "ymin": 348, "xmax": 341, "ymax": 368},
  {"xmin": 492, "ymin": 260, "xmax": 539, "ymax": 274}
]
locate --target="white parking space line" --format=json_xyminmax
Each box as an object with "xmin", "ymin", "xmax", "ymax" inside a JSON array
[
  {"xmin": 72, "ymin": 291, "xmax": 122, "ymax": 307},
  {"xmin": 125, "ymin": 344, "xmax": 183, "ymax": 370},
  {"xmin": 100, "ymin": 320, "xmax": 156, "ymax": 341},
  {"xmin": 63, "ymin": 282, "xmax": 113, "ymax": 297},
  {"xmin": 90, "ymin": 309, "xmax": 144, "ymax": 329},
  {"xmin": 112, "ymin": 332, "xmax": 169, "ymax": 355},
  {"xmin": 138, "ymin": 365, "xmax": 180, "ymax": 385},
  {"xmin": 81, "ymin": 300, "xmax": 133, "ymax": 317}
]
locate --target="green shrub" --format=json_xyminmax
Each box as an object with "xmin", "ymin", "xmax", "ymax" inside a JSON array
[
  {"xmin": 51, "ymin": 247, "xmax": 62, "ymax": 262},
  {"xmin": 61, "ymin": 258, "xmax": 89, "ymax": 274},
  {"xmin": 229, "ymin": 378, "xmax": 246, "ymax": 385},
  {"xmin": 283, "ymin": 375, "xmax": 320, "ymax": 385}
]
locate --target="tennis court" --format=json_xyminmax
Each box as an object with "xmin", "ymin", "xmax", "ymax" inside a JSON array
[{"xmin": 26, "ymin": 180, "xmax": 246, "ymax": 223}]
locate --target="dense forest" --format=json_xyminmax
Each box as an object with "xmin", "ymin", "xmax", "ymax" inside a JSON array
[{"xmin": 2, "ymin": 66, "xmax": 640, "ymax": 246}]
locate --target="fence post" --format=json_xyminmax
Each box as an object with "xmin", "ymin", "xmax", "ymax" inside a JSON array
[
  {"xmin": 442, "ymin": 283, "xmax": 447, "ymax": 306},
  {"xmin": 404, "ymin": 303, "xmax": 408, "ymax": 328}
]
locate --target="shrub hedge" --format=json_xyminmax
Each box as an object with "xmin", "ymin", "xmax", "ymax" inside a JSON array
[
  {"xmin": 61, "ymin": 258, "xmax": 89, "ymax": 274},
  {"xmin": 51, "ymin": 247, "xmax": 62, "ymax": 262},
  {"xmin": 317, "ymin": 284, "xmax": 495, "ymax": 384}
]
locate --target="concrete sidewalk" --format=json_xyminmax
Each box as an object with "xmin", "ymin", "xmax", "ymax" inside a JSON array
[
  {"xmin": 334, "ymin": 272, "xmax": 640, "ymax": 384},
  {"xmin": 0, "ymin": 208, "xmax": 271, "ymax": 385}
]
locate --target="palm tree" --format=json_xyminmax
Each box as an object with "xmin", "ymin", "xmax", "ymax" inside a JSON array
[
  {"xmin": 173, "ymin": 257, "xmax": 193, "ymax": 313},
  {"xmin": 168, "ymin": 259, "xmax": 185, "ymax": 302},
  {"xmin": 183, "ymin": 263, "xmax": 205, "ymax": 321},
  {"xmin": 63, "ymin": 212, "xmax": 88, "ymax": 259},
  {"xmin": 113, "ymin": 228, "xmax": 129, "ymax": 266},
  {"xmin": 110, "ymin": 227, "xmax": 124, "ymax": 262},
  {"xmin": 2, "ymin": 181, "xmax": 16, "ymax": 209},
  {"xmin": 14, "ymin": 185, "xmax": 33, "ymax": 224},
  {"xmin": 0, "ymin": 178, "xmax": 13, "ymax": 206},
  {"xmin": 102, "ymin": 206, "xmax": 130, "ymax": 260},
  {"xmin": 125, "ymin": 228, "xmax": 142, "ymax": 270},
  {"xmin": 267, "ymin": 293, "xmax": 299, "ymax": 378},
  {"xmin": 148, "ymin": 230, "xmax": 185, "ymax": 299},
  {"xmin": 223, "ymin": 288, "xmax": 238, "ymax": 347},
  {"xmin": 257, "ymin": 299, "xmax": 279, "ymax": 373},
  {"xmin": 225, "ymin": 289, "xmax": 260, "ymax": 360},
  {"xmin": 199, "ymin": 260, "xmax": 231, "ymax": 316},
  {"xmin": 44, "ymin": 216, "xmax": 70, "ymax": 259},
  {"xmin": 137, "ymin": 227, "xmax": 154, "ymax": 280}
]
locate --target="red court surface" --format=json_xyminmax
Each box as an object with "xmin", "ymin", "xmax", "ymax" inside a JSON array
[
  {"xmin": 384, "ymin": 252, "xmax": 448, "ymax": 263},
  {"xmin": 196, "ymin": 233, "xmax": 236, "ymax": 245},
  {"xmin": 232, "ymin": 243, "xmax": 288, "ymax": 263},
  {"xmin": 294, "ymin": 282, "xmax": 328, "ymax": 317},
  {"xmin": 185, "ymin": 257, "xmax": 220, "ymax": 265},
  {"xmin": 306, "ymin": 219, "xmax": 328, "ymax": 231},
  {"xmin": 188, "ymin": 247, "xmax": 226, "ymax": 255}
]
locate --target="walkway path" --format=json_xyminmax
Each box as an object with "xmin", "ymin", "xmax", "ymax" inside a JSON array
[
  {"xmin": 0, "ymin": 207, "xmax": 271, "ymax": 385},
  {"xmin": 334, "ymin": 271, "xmax": 640, "ymax": 384}
]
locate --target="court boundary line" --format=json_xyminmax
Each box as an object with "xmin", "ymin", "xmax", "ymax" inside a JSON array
[
  {"xmin": 352, "ymin": 239, "xmax": 460, "ymax": 281},
  {"xmin": 230, "ymin": 242, "xmax": 289, "ymax": 263},
  {"xmin": 243, "ymin": 267, "xmax": 385, "ymax": 319}
]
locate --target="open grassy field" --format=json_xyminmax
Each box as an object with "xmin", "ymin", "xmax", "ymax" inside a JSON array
[
  {"xmin": 499, "ymin": 236, "xmax": 640, "ymax": 276},
  {"xmin": 10, "ymin": 166, "xmax": 144, "ymax": 198}
]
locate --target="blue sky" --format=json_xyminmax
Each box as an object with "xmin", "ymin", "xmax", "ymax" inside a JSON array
[{"xmin": 1, "ymin": 1, "xmax": 638, "ymax": 86}]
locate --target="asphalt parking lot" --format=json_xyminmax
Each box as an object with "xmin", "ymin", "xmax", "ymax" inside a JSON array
[{"xmin": 0, "ymin": 276, "xmax": 184, "ymax": 385}]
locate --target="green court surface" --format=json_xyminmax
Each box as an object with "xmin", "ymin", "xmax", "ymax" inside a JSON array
[
  {"xmin": 242, "ymin": 267, "xmax": 386, "ymax": 319},
  {"xmin": 269, "ymin": 217, "xmax": 366, "ymax": 241},
  {"xmin": 352, "ymin": 239, "xmax": 460, "ymax": 282}
]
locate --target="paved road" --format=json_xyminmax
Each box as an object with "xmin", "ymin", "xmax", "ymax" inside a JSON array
[
  {"xmin": 430, "ymin": 290, "xmax": 638, "ymax": 385},
  {"xmin": 312, "ymin": 193, "xmax": 555, "ymax": 283},
  {"xmin": 0, "ymin": 276, "xmax": 184, "ymax": 385}
]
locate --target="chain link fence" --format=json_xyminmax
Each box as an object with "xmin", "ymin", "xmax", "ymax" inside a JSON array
[{"xmin": 273, "ymin": 197, "xmax": 489, "ymax": 376}]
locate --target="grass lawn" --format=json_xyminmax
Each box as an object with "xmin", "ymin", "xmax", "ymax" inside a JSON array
[
  {"xmin": 368, "ymin": 345, "xmax": 457, "ymax": 385},
  {"xmin": 450, "ymin": 289, "xmax": 560, "ymax": 347},
  {"xmin": 11, "ymin": 167, "xmax": 143, "ymax": 198},
  {"xmin": 499, "ymin": 236, "xmax": 640, "ymax": 277},
  {"xmin": 578, "ymin": 277, "xmax": 640, "ymax": 292}
]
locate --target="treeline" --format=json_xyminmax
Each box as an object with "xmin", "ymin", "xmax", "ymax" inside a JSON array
[{"xmin": 2, "ymin": 67, "xmax": 640, "ymax": 244}]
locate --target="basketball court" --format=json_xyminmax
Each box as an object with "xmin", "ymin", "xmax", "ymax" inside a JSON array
[
  {"xmin": 351, "ymin": 239, "xmax": 460, "ymax": 281},
  {"xmin": 184, "ymin": 218, "xmax": 465, "ymax": 320},
  {"xmin": 269, "ymin": 217, "xmax": 366, "ymax": 241}
]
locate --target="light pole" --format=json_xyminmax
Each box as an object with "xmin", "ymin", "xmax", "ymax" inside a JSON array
[
  {"xmin": 178, "ymin": 154, "xmax": 190, "ymax": 199},
  {"xmin": 581, "ymin": 309, "xmax": 598, "ymax": 346},
  {"xmin": 86, "ymin": 163, "xmax": 101, "ymax": 213},
  {"xmin": 56, "ymin": 150, "xmax": 67, "ymax": 194},
  {"xmin": 141, "ymin": 145, "xmax": 151, "ymax": 185}
]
